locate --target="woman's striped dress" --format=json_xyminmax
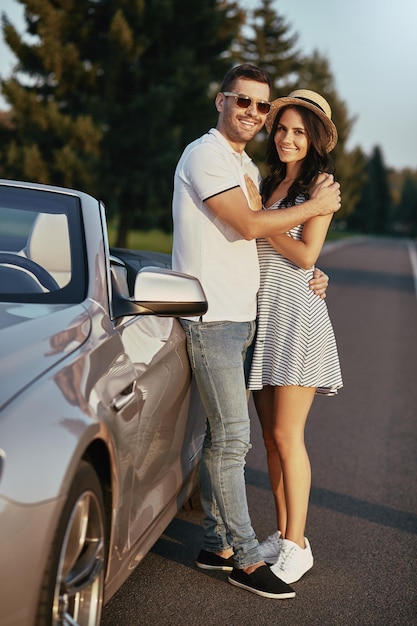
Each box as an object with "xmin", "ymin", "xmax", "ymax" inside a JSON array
[{"xmin": 248, "ymin": 196, "xmax": 343, "ymax": 395}]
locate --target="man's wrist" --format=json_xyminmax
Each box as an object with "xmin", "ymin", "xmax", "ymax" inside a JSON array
[{"xmin": 303, "ymin": 196, "xmax": 321, "ymax": 218}]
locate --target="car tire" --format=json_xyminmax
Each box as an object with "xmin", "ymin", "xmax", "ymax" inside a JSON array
[{"xmin": 36, "ymin": 460, "xmax": 107, "ymax": 626}]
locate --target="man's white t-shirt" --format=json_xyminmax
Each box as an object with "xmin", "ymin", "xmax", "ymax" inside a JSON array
[{"xmin": 172, "ymin": 128, "xmax": 260, "ymax": 322}]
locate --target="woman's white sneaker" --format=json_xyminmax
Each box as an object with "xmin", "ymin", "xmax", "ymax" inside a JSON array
[
  {"xmin": 270, "ymin": 537, "xmax": 313, "ymax": 584},
  {"xmin": 259, "ymin": 530, "xmax": 283, "ymax": 564}
]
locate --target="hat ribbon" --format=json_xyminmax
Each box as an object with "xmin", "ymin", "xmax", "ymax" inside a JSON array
[{"xmin": 293, "ymin": 96, "xmax": 326, "ymax": 115}]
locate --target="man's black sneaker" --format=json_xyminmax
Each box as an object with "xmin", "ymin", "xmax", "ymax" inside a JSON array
[
  {"xmin": 228, "ymin": 565, "xmax": 296, "ymax": 599},
  {"xmin": 196, "ymin": 549, "xmax": 234, "ymax": 571}
]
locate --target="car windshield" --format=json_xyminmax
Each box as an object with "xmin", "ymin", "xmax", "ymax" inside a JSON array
[{"xmin": 0, "ymin": 185, "xmax": 87, "ymax": 304}]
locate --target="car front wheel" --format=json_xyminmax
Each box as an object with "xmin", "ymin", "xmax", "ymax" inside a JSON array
[{"xmin": 37, "ymin": 461, "xmax": 107, "ymax": 626}]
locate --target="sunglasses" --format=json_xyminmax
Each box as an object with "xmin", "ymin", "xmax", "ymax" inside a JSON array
[{"xmin": 221, "ymin": 92, "xmax": 272, "ymax": 115}]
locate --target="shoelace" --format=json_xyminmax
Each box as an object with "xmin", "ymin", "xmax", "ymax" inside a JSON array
[{"xmin": 276, "ymin": 545, "xmax": 296, "ymax": 569}]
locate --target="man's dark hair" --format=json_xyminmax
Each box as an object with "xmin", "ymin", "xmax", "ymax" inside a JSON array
[{"xmin": 220, "ymin": 64, "xmax": 272, "ymax": 93}]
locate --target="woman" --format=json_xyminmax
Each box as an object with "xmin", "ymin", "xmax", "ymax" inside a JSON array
[{"xmin": 246, "ymin": 90, "xmax": 343, "ymax": 584}]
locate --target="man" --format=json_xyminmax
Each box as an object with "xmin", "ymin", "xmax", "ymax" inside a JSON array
[{"xmin": 172, "ymin": 64, "xmax": 340, "ymax": 599}]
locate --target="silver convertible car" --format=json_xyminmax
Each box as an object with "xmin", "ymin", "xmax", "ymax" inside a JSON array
[{"xmin": 0, "ymin": 179, "xmax": 207, "ymax": 626}]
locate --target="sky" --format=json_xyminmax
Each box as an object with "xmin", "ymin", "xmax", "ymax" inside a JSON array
[{"xmin": 0, "ymin": 0, "xmax": 416, "ymax": 170}]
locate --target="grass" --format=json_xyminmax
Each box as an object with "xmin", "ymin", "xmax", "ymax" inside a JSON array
[
  {"xmin": 107, "ymin": 224, "xmax": 355, "ymax": 255},
  {"xmin": 325, "ymin": 228, "xmax": 358, "ymax": 241},
  {"xmin": 107, "ymin": 226, "xmax": 173, "ymax": 254}
]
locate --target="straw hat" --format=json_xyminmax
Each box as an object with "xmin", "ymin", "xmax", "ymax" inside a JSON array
[{"xmin": 265, "ymin": 89, "xmax": 338, "ymax": 152}]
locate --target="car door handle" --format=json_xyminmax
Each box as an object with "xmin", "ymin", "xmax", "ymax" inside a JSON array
[{"xmin": 111, "ymin": 381, "xmax": 136, "ymax": 411}]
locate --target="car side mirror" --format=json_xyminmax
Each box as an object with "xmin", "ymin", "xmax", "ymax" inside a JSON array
[{"xmin": 112, "ymin": 267, "xmax": 208, "ymax": 319}]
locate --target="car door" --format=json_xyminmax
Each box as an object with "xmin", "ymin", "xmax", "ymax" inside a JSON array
[{"xmin": 117, "ymin": 313, "xmax": 195, "ymax": 548}]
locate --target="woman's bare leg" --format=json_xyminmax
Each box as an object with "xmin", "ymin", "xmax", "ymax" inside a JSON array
[
  {"xmin": 254, "ymin": 386, "xmax": 287, "ymax": 535},
  {"xmin": 255, "ymin": 384, "xmax": 316, "ymax": 547},
  {"xmin": 271, "ymin": 385, "xmax": 315, "ymax": 547}
]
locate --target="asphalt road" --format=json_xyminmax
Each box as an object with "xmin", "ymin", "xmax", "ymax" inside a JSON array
[{"xmin": 102, "ymin": 237, "xmax": 417, "ymax": 626}]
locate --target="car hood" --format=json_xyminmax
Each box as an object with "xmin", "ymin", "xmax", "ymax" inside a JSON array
[{"xmin": 0, "ymin": 301, "xmax": 91, "ymax": 409}]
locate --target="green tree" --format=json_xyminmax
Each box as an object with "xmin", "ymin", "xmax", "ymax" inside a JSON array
[
  {"xmin": 232, "ymin": 0, "xmax": 302, "ymax": 171},
  {"xmin": 368, "ymin": 146, "xmax": 391, "ymax": 233},
  {"xmin": 393, "ymin": 174, "xmax": 417, "ymax": 236},
  {"xmin": 295, "ymin": 50, "xmax": 363, "ymax": 223},
  {"xmin": 348, "ymin": 146, "xmax": 391, "ymax": 233},
  {"xmin": 0, "ymin": 0, "xmax": 242, "ymax": 244},
  {"xmin": 233, "ymin": 1, "xmax": 361, "ymax": 225},
  {"xmin": 337, "ymin": 145, "xmax": 368, "ymax": 230},
  {"xmin": 236, "ymin": 0, "xmax": 301, "ymax": 89}
]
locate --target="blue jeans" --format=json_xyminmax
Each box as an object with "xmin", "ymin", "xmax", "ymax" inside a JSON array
[{"xmin": 181, "ymin": 319, "xmax": 261, "ymax": 568}]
